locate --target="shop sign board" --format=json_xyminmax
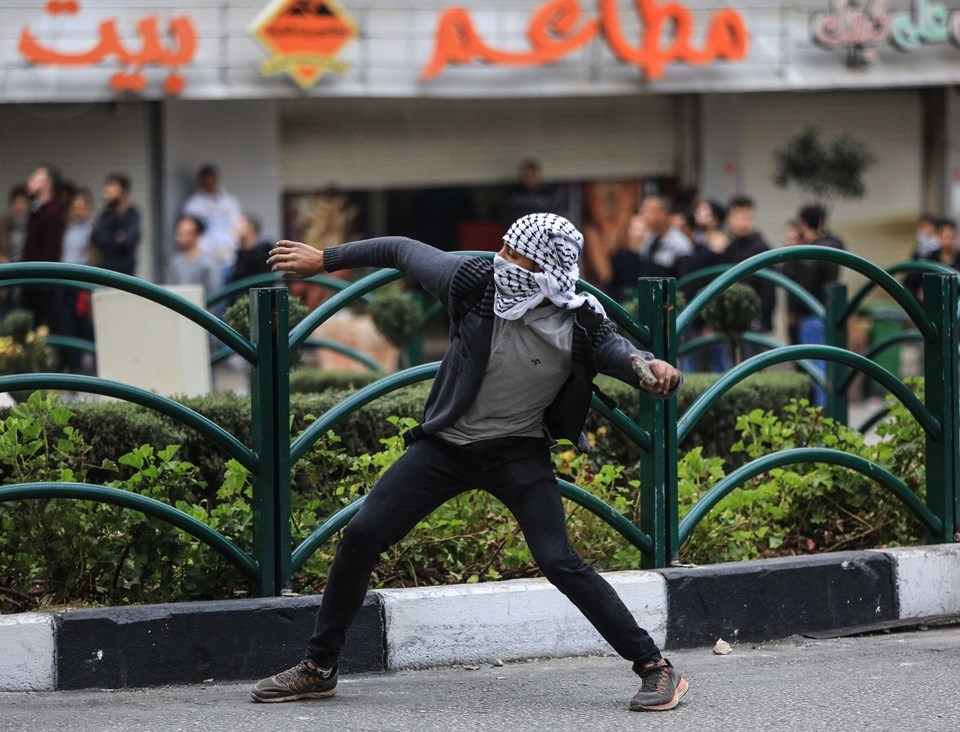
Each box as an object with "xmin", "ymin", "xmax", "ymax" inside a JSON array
[
  {"xmin": 250, "ymin": 0, "xmax": 358, "ymax": 89},
  {"xmin": 11, "ymin": 0, "xmax": 960, "ymax": 102},
  {"xmin": 812, "ymin": 0, "xmax": 960, "ymax": 66},
  {"xmin": 421, "ymin": 0, "xmax": 750, "ymax": 82}
]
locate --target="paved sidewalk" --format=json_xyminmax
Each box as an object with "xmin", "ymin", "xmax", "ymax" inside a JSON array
[{"xmin": 4, "ymin": 625, "xmax": 959, "ymax": 732}]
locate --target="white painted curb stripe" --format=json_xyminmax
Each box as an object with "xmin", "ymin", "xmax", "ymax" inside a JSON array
[
  {"xmin": 0, "ymin": 613, "xmax": 56, "ymax": 692},
  {"xmin": 879, "ymin": 544, "xmax": 960, "ymax": 619},
  {"xmin": 379, "ymin": 571, "xmax": 667, "ymax": 670}
]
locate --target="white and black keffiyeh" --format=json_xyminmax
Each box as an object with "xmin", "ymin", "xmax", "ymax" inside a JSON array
[{"xmin": 494, "ymin": 213, "xmax": 605, "ymax": 320}]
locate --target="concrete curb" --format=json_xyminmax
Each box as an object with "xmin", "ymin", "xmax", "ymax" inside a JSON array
[
  {"xmin": 380, "ymin": 571, "xmax": 667, "ymax": 669},
  {"xmin": 0, "ymin": 613, "xmax": 55, "ymax": 692},
  {"xmin": 2, "ymin": 544, "xmax": 959, "ymax": 691},
  {"xmin": 661, "ymin": 550, "xmax": 897, "ymax": 647}
]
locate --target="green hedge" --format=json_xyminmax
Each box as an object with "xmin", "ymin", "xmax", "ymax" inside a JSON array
[
  {"xmin": 25, "ymin": 370, "xmax": 810, "ymax": 494},
  {"xmin": 289, "ymin": 369, "xmax": 383, "ymax": 395},
  {"xmin": 588, "ymin": 371, "xmax": 811, "ymax": 474},
  {"xmin": 11, "ymin": 372, "xmax": 918, "ymax": 612},
  {"xmin": 53, "ymin": 385, "xmax": 429, "ymax": 499}
]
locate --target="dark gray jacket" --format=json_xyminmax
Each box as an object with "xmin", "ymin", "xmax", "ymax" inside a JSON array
[{"xmin": 323, "ymin": 237, "xmax": 680, "ymax": 451}]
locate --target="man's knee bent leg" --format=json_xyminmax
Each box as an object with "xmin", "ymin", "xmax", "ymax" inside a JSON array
[
  {"xmin": 535, "ymin": 545, "xmax": 589, "ymax": 584},
  {"xmin": 337, "ymin": 511, "xmax": 392, "ymax": 565}
]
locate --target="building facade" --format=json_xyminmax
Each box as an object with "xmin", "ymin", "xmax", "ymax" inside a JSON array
[{"xmin": 1, "ymin": 0, "xmax": 959, "ymax": 286}]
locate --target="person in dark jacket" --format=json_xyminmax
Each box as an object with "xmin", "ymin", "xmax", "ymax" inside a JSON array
[
  {"xmin": 905, "ymin": 217, "xmax": 960, "ymax": 300},
  {"xmin": 90, "ymin": 173, "xmax": 141, "ymax": 277},
  {"xmin": 226, "ymin": 213, "xmax": 273, "ymax": 302},
  {"xmin": 722, "ymin": 195, "xmax": 776, "ymax": 358},
  {"xmin": 783, "ymin": 204, "xmax": 846, "ymax": 407},
  {"xmin": 22, "ymin": 164, "xmax": 66, "ymax": 332},
  {"xmin": 252, "ymin": 213, "xmax": 688, "ymax": 713}
]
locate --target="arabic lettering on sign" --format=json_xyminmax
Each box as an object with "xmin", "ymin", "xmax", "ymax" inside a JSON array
[
  {"xmin": 812, "ymin": 0, "xmax": 960, "ymax": 60},
  {"xmin": 18, "ymin": 1, "xmax": 197, "ymax": 96},
  {"xmin": 421, "ymin": 0, "xmax": 749, "ymax": 81}
]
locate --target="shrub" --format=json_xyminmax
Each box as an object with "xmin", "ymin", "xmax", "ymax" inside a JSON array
[
  {"xmin": 0, "ymin": 309, "xmax": 51, "ymax": 376},
  {"xmin": 34, "ymin": 370, "xmax": 809, "ymax": 494},
  {"xmin": 289, "ymin": 369, "xmax": 382, "ymax": 394},
  {"xmin": 772, "ymin": 126, "xmax": 875, "ymax": 202},
  {"xmin": 368, "ymin": 290, "xmax": 424, "ymax": 351},
  {"xmin": 224, "ymin": 293, "xmax": 311, "ymax": 366},
  {"xmin": 0, "ymin": 383, "xmax": 930, "ymax": 612},
  {"xmin": 677, "ymin": 390, "xmax": 926, "ymax": 565},
  {"xmin": 589, "ymin": 371, "xmax": 811, "ymax": 475},
  {"xmin": 0, "ymin": 393, "xmax": 244, "ymax": 609}
]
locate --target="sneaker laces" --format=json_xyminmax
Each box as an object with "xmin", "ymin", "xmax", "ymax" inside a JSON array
[
  {"xmin": 638, "ymin": 661, "xmax": 670, "ymax": 694},
  {"xmin": 275, "ymin": 660, "xmax": 319, "ymax": 684}
]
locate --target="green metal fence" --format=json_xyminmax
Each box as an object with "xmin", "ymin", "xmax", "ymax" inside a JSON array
[
  {"xmin": 675, "ymin": 247, "xmax": 959, "ymax": 553},
  {"xmin": 0, "ymin": 249, "xmax": 957, "ymax": 597}
]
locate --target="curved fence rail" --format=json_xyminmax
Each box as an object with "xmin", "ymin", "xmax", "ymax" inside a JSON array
[{"xmin": 0, "ymin": 249, "xmax": 957, "ymax": 598}]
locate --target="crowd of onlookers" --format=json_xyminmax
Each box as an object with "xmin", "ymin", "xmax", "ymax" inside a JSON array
[
  {"xmin": 0, "ymin": 163, "xmax": 272, "ymax": 374},
  {"xmin": 573, "ymin": 188, "xmax": 849, "ymax": 405},
  {"xmin": 904, "ymin": 212, "xmax": 960, "ymax": 299},
  {"xmin": 1, "ymin": 157, "xmax": 954, "ymax": 387}
]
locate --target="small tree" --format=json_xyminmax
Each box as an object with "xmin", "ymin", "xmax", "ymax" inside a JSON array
[
  {"xmin": 772, "ymin": 126, "xmax": 875, "ymax": 204},
  {"xmin": 702, "ymin": 283, "xmax": 761, "ymax": 365},
  {"xmin": 369, "ymin": 289, "xmax": 424, "ymax": 368}
]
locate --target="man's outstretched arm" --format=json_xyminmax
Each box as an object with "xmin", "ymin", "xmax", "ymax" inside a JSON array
[{"xmin": 268, "ymin": 237, "xmax": 463, "ymax": 303}]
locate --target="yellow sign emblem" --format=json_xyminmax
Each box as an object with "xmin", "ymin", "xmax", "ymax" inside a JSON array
[{"xmin": 250, "ymin": 0, "xmax": 357, "ymax": 89}]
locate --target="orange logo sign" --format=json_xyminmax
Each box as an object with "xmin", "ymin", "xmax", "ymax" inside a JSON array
[
  {"xmin": 422, "ymin": 0, "xmax": 748, "ymax": 82},
  {"xmin": 250, "ymin": 0, "xmax": 358, "ymax": 89},
  {"xmin": 18, "ymin": 0, "xmax": 196, "ymax": 95}
]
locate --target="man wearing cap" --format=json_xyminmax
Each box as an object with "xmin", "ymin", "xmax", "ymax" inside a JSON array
[{"xmin": 254, "ymin": 213, "xmax": 688, "ymax": 712}]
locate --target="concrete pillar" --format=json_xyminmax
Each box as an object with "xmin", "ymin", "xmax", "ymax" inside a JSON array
[
  {"xmin": 698, "ymin": 94, "xmax": 743, "ymax": 201},
  {"xmin": 944, "ymin": 87, "xmax": 960, "ymax": 221}
]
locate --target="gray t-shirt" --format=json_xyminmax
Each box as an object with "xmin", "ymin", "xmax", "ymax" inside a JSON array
[
  {"xmin": 165, "ymin": 250, "xmax": 223, "ymax": 297},
  {"xmin": 437, "ymin": 304, "xmax": 573, "ymax": 445}
]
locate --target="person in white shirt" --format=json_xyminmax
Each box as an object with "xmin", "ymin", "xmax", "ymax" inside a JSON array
[{"xmin": 182, "ymin": 163, "xmax": 242, "ymax": 277}]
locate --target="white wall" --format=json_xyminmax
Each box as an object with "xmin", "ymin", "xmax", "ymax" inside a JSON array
[
  {"xmin": 738, "ymin": 90, "xmax": 923, "ymax": 273},
  {"xmin": 280, "ymin": 95, "xmax": 678, "ymax": 191}
]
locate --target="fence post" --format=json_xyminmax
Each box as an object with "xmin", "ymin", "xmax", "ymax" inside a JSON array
[
  {"xmin": 824, "ymin": 283, "xmax": 848, "ymax": 424},
  {"xmin": 922, "ymin": 274, "xmax": 959, "ymax": 543},
  {"xmin": 250, "ymin": 287, "xmax": 292, "ymax": 595},
  {"xmin": 636, "ymin": 277, "xmax": 679, "ymax": 567}
]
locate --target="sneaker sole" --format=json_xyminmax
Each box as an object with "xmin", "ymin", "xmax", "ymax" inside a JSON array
[
  {"xmin": 250, "ymin": 687, "xmax": 338, "ymax": 703},
  {"xmin": 629, "ymin": 676, "xmax": 689, "ymax": 712}
]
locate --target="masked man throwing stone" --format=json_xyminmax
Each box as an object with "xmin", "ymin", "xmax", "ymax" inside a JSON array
[{"xmin": 254, "ymin": 213, "xmax": 687, "ymax": 712}]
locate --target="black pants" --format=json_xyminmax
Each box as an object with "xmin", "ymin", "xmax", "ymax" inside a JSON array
[{"xmin": 306, "ymin": 436, "xmax": 661, "ymax": 673}]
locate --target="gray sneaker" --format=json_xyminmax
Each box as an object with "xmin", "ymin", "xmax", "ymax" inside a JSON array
[
  {"xmin": 250, "ymin": 660, "xmax": 338, "ymax": 703},
  {"xmin": 629, "ymin": 658, "xmax": 688, "ymax": 711}
]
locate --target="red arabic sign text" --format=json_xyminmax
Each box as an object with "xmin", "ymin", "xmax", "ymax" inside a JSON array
[
  {"xmin": 422, "ymin": 0, "xmax": 749, "ymax": 81},
  {"xmin": 18, "ymin": 1, "xmax": 197, "ymax": 96}
]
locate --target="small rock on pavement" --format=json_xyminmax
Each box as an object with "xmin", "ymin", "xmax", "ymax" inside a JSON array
[{"xmin": 713, "ymin": 638, "xmax": 733, "ymax": 655}]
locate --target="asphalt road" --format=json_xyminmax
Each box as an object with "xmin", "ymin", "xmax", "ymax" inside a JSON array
[{"xmin": 3, "ymin": 625, "xmax": 959, "ymax": 732}]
